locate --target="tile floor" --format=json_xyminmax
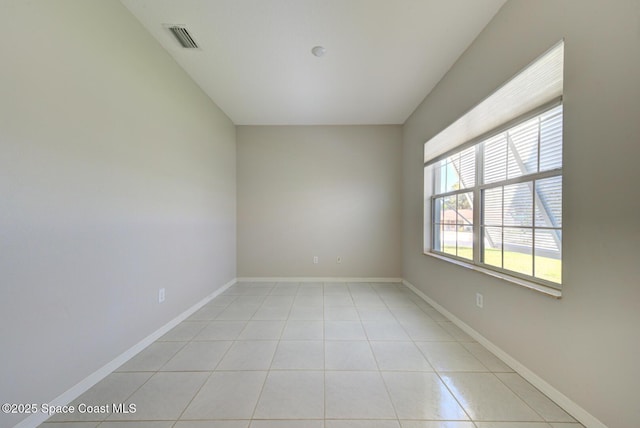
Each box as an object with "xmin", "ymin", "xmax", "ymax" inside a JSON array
[{"xmin": 41, "ymin": 281, "xmax": 584, "ymax": 428}]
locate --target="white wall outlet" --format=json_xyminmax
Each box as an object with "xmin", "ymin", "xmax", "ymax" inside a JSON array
[
  {"xmin": 336, "ymin": 256, "xmax": 342, "ymax": 264},
  {"xmin": 313, "ymin": 256, "xmax": 318, "ymax": 264},
  {"xmin": 476, "ymin": 292, "xmax": 483, "ymax": 308},
  {"xmin": 159, "ymin": 288, "xmax": 165, "ymax": 303}
]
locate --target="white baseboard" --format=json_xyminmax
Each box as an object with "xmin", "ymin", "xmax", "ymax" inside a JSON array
[
  {"xmin": 237, "ymin": 276, "xmax": 402, "ymax": 283},
  {"xmin": 14, "ymin": 278, "xmax": 237, "ymax": 428},
  {"xmin": 402, "ymin": 279, "xmax": 606, "ymax": 428}
]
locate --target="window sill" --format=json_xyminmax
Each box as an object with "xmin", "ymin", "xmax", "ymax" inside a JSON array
[{"xmin": 424, "ymin": 251, "xmax": 562, "ymax": 298}]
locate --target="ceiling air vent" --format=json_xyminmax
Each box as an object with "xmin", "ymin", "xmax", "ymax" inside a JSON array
[{"xmin": 167, "ymin": 25, "xmax": 199, "ymax": 49}]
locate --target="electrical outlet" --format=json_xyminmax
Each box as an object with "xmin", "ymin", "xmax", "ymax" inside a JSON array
[
  {"xmin": 476, "ymin": 292, "xmax": 483, "ymax": 308},
  {"xmin": 313, "ymin": 256, "xmax": 318, "ymax": 264},
  {"xmin": 336, "ymin": 256, "xmax": 342, "ymax": 264},
  {"xmin": 159, "ymin": 288, "xmax": 165, "ymax": 303}
]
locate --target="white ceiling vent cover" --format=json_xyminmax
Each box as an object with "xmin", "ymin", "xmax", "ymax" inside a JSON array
[{"xmin": 167, "ymin": 25, "xmax": 199, "ymax": 49}]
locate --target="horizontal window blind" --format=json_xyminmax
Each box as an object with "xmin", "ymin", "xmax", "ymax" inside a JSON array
[{"xmin": 424, "ymin": 41, "xmax": 564, "ymax": 165}]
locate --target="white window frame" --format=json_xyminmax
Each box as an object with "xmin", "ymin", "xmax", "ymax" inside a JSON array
[
  {"xmin": 423, "ymin": 42, "xmax": 564, "ymax": 297},
  {"xmin": 427, "ymin": 102, "xmax": 562, "ymax": 291}
]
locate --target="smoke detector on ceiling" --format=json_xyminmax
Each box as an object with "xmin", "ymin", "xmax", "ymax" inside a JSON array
[{"xmin": 165, "ymin": 25, "xmax": 199, "ymax": 49}]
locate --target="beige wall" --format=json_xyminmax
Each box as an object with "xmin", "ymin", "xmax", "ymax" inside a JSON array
[
  {"xmin": 403, "ymin": 1, "xmax": 640, "ymax": 427},
  {"xmin": 0, "ymin": 1, "xmax": 236, "ymax": 425},
  {"xmin": 237, "ymin": 125, "xmax": 402, "ymax": 278}
]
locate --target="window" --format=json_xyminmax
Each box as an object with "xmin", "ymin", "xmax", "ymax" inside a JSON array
[{"xmin": 424, "ymin": 42, "xmax": 564, "ymax": 292}]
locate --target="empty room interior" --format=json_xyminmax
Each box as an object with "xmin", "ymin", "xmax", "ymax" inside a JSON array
[{"xmin": 2, "ymin": 1, "xmax": 639, "ymax": 428}]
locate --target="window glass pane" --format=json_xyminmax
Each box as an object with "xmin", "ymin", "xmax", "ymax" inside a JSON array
[
  {"xmin": 504, "ymin": 183, "xmax": 533, "ymax": 227},
  {"xmin": 540, "ymin": 105, "xmax": 563, "ymax": 171},
  {"xmin": 458, "ymin": 146, "xmax": 476, "ymax": 189},
  {"xmin": 507, "ymin": 117, "xmax": 539, "ymax": 178},
  {"xmin": 443, "ymin": 229, "xmax": 456, "ymax": 255},
  {"xmin": 436, "ymin": 161, "xmax": 447, "ymax": 193},
  {"xmin": 458, "ymin": 225, "xmax": 473, "ymax": 260},
  {"xmin": 433, "ymin": 223, "xmax": 444, "ymax": 252},
  {"xmin": 482, "ymin": 226, "xmax": 502, "ymax": 268},
  {"xmin": 503, "ymin": 228, "xmax": 533, "ymax": 276},
  {"xmin": 444, "ymin": 159, "xmax": 458, "ymax": 193},
  {"xmin": 535, "ymin": 229, "xmax": 562, "ymax": 283},
  {"xmin": 457, "ymin": 192, "xmax": 473, "ymax": 226},
  {"xmin": 483, "ymin": 188, "xmax": 502, "ymax": 226},
  {"xmin": 443, "ymin": 194, "xmax": 457, "ymax": 225},
  {"xmin": 535, "ymin": 177, "xmax": 562, "ymax": 228},
  {"xmin": 483, "ymin": 134, "xmax": 507, "ymax": 183},
  {"xmin": 433, "ymin": 197, "xmax": 444, "ymax": 224}
]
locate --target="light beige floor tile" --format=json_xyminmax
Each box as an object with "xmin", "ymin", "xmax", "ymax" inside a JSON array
[
  {"xmin": 381, "ymin": 371, "xmax": 468, "ymax": 420},
  {"xmin": 289, "ymin": 304, "xmax": 324, "ymax": 320},
  {"xmin": 356, "ymin": 307, "xmax": 396, "ymax": 321},
  {"xmin": 325, "ymin": 341, "xmax": 377, "ymax": 370},
  {"xmin": 270, "ymin": 284, "xmax": 300, "ymax": 295},
  {"xmin": 549, "ymin": 424, "xmax": 585, "ymax": 428},
  {"xmin": 194, "ymin": 321, "xmax": 247, "ymax": 340},
  {"xmin": 415, "ymin": 342, "xmax": 487, "ymax": 372},
  {"xmin": 48, "ymin": 372, "xmax": 151, "ymax": 422},
  {"xmin": 238, "ymin": 282, "xmax": 275, "ymax": 293},
  {"xmin": 297, "ymin": 284, "xmax": 324, "ymax": 295},
  {"xmin": 324, "ymin": 321, "xmax": 367, "ymax": 340},
  {"xmin": 262, "ymin": 295, "xmax": 295, "ymax": 306},
  {"xmin": 351, "ymin": 294, "xmax": 386, "ymax": 307},
  {"xmin": 371, "ymin": 282, "xmax": 402, "ymax": 291},
  {"xmin": 160, "ymin": 341, "xmax": 232, "ymax": 371},
  {"xmin": 99, "ymin": 423, "xmax": 175, "ymax": 428},
  {"xmin": 496, "ymin": 373, "xmax": 576, "ymax": 422},
  {"xmin": 234, "ymin": 296, "xmax": 268, "ymax": 305},
  {"xmin": 187, "ymin": 304, "xmax": 226, "ymax": 321},
  {"xmin": 399, "ymin": 422, "xmax": 475, "ymax": 428},
  {"xmin": 115, "ymin": 342, "xmax": 184, "ymax": 372},
  {"xmin": 254, "ymin": 371, "xmax": 324, "ymax": 418},
  {"xmin": 293, "ymin": 294, "xmax": 324, "ymax": 306},
  {"xmin": 271, "ymin": 341, "xmax": 324, "ymax": 369},
  {"xmin": 251, "ymin": 305, "xmax": 291, "ymax": 320},
  {"xmin": 380, "ymin": 295, "xmax": 419, "ymax": 308},
  {"xmin": 324, "ymin": 306, "xmax": 360, "ymax": 321},
  {"xmin": 181, "ymin": 371, "xmax": 267, "ymax": 419},
  {"xmin": 461, "ymin": 342, "xmax": 513, "ymax": 372},
  {"xmin": 441, "ymin": 372, "xmax": 543, "ymax": 421},
  {"xmin": 326, "ymin": 421, "xmax": 400, "ymax": 428},
  {"xmin": 208, "ymin": 295, "xmax": 239, "ymax": 306},
  {"xmin": 250, "ymin": 421, "xmax": 323, "ymax": 428},
  {"xmin": 107, "ymin": 372, "xmax": 208, "ymax": 420},
  {"xmin": 325, "ymin": 371, "xmax": 396, "ymax": 419},
  {"xmin": 370, "ymin": 341, "xmax": 433, "ymax": 371},
  {"xmin": 175, "ymin": 421, "xmax": 249, "ymax": 428},
  {"xmin": 158, "ymin": 321, "xmax": 208, "ymax": 341},
  {"xmin": 237, "ymin": 320, "xmax": 285, "ymax": 340},
  {"xmin": 362, "ymin": 320, "xmax": 410, "ymax": 341},
  {"xmin": 216, "ymin": 304, "xmax": 261, "ymax": 320},
  {"xmin": 40, "ymin": 422, "xmax": 99, "ymax": 427},
  {"xmin": 281, "ymin": 320, "xmax": 324, "ymax": 340},
  {"xmin": 392, "ymin": 309, "xmax": 441, "ymax": 325},
  {"xmin": 347, "ymin": 282, "xmax": 374, "ymax": 291},
  {"xmin": 401, "ymin": 322, "xmax": 455, "ymax": 341},
  {"xmin": 324, "ymin": 295, "xmax": 355, "ymax": 306},
  {"xmin": 475, "ymin": 423, "xmax": 552, "ymax": 428},
  {"xmin": 216, "ymin": 341, "xmax": 278, "ymax": 370}
]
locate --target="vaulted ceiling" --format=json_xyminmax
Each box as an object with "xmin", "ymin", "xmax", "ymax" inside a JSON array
[{"xmin": 121, "ymin": 0, "xmax": 506, "ymax": 125}]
